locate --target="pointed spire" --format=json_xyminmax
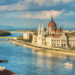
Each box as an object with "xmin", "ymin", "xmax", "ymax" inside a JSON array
[
  {"xmin": 38, "ymin": 24, "xmax": 41, "ymax": 35},
  {"xmin": 41, "ymin": 24, "xmax": 44, "ymax": 35},
  {"xmin": 41, "ymin": 24, "xmax": 44, "ymax": 29},
  {"xmin": 62, "ymin": 25, "xmax": 63, "ymax": 30},
  {"xmin": 41, "ymin": 24, "xmax": 44, "ymax": 32},
  {"xmin": 60, "ymin": 26, "xmax": 61, "ymax": 30},
  {"xmin": 51, "ymin": 16, "xmax": 53, "ymax": 21},
  {"xmin": 47, "ymin": 26, "xmax": 49, "ymax": 34},
  {"xmin": 62, "ymin": 25, "xmax": 63, "ymax": 32}
]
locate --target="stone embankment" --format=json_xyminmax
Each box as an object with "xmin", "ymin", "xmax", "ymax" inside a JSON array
[{"xmin": 9, "ymin": 40, "xmax": 75, "ymax": 56}]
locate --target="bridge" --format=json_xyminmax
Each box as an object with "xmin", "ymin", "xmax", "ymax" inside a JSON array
[
  {"xmin": 0, "ymin": 37, "xmax": 16, "ymax": 39},
  {"xmin": 10, "ymin": 31, "xmax": 24, "ymax": 33}
]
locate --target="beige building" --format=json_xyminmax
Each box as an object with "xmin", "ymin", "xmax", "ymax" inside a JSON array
[
  {"xmin": 23, "ymin": 31, "xmax": 32, "ymax": 40},
  {"xmin": 32, "ymin": 17, "xmax": 75, "ymax": 49}
]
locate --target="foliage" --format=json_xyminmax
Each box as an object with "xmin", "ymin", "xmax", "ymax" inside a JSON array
[
  {"xmin": 71, "ymin": 47, "xmax": 75, "ymax": 50},
  {"xmin": 0, "ymin": 30, "xmax": 11, "ymax": 36},
  {"xmin": 17, "ymin": 36, "xmax": 23, "ymax": 40}
]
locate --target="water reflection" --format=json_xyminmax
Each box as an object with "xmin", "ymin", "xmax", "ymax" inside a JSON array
[
  {"xmin": 31, "ymin": 49, "xmax": 75, "ymax": 75},
  {"xmin": 0, "ymin": 32, "xmax": 75, "ymax": 75},
  {"xmin": 32, "ymin": 49, "xmax": 67, "ymax": 59}
]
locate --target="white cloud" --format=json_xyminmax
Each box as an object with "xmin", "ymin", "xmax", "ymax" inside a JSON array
[
  {"xmin": 33, "ymin": 0, "xmax": 75, "ymax": 6},
  {"xmin": 0, "ymin": 0, "xmax": 27, "ymax": 11},
  {"xmin": 3, "ymin": 10, "xmax": 64, "ymax": 19},
  {"xmin": 0, "ymin": 0, "xmax": 74, "ymax": 11},
  {"xmin": 19, "ymin": 10, "xmax": 64, "ymax": 19}
]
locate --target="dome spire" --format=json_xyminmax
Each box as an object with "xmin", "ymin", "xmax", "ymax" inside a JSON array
[
  {"xmin": 51, "ymin": 16, "xmax": 53, "ymax": 21},
  {"xmin": 48, "ymin": 16, "xmax": 56, "ymax": 28}
]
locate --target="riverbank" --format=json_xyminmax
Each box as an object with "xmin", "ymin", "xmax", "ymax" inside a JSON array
[
  {"xmin": 0, "ymin": 30, "xmax": 11, "ymax": 36},
  {"xmin": 9, "ymin": 40, "xmax": 75, "ymax": 56}
]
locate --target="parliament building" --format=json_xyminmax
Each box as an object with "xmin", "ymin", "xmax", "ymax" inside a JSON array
[{"xmin": 23, "ymin": 17, "xmax": 75, "ymax": 49}]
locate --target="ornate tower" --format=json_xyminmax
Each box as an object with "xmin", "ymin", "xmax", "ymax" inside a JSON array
[
  {"xmin": 62, "ymin": 26, "xmax": 63, "ymax": 32},
  {"xmin": 41, "ymin": 24, "xmax": 44, "ymax": 35},
  {"xmin": 48, "ymin": 16, "xmax": 57, "ymax": 34},
  {"xmin": 48, "ymin": 16, "xmax": 56, "ymax": 30},
  {"xmin": 38, "ymin": 24, "xmax": 41, "ymax": 35}
]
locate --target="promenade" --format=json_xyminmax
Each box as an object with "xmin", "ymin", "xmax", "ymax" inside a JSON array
[{"xmin": 9, "ymin": 40, "xmax": 75, "ymax": 56}]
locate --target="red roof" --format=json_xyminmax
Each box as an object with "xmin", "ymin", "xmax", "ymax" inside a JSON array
[
  {"xmin": 48, "ymin": 34, "xmax": 62, "ymax": 38},
  {"xmin": 56, "ymin": 29, "xmax": 62, "ymax": 33},
  {"xmin": 68, "ymin": 35, "xmax": 75, "ymax": 38},
  {"xmin": 48, "ymin": 21, "xmax": 56, "ymax": 28},
  {"xmin": 48, "ymin": 17, "xmax": 56, "ymax": 28},
  {"xmin": 53, "ymin": 34, "xmax": 62, "ymax": 38}
]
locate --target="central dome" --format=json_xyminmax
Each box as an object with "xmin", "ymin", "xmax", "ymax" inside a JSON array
[{"xmin": 48, "ymin": 17, "xmax": 56, "ymax": 28}]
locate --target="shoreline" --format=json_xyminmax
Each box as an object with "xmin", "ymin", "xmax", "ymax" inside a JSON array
[{"xmin": 9, "ymin": 40, "xmax": 75, "ymax": 56}]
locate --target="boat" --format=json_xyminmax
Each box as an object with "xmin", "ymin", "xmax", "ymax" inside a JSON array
[
  {"xmin": 35, "ymin": 50, "xmax": 39, "ymax": 52},
  {"xmin": 64, "ymin": 62, "xmax": 74, "ymax": 69},
  {"xmin": 0, "ymin": 59, "xmax": 8, "ymax": 63},
  {"xmin": 15, "ymin": 44, "xmax": 19, "ymax": 46},
  {"xmin": 6, "ymin": 38, "xmax": 9, "ymax": 41}
]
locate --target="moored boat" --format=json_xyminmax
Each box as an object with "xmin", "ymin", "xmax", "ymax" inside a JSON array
[
  {"xmin": 64, "ymin": 62, "xmax": 74, "ymax": 69},
  {"xmin": 0, "ymin": 59, "xmax": 8, "ymax": 63}
]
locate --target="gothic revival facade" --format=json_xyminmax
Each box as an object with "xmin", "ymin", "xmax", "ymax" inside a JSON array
[{"xmin": 32, "ymin": 17, "xmax": 75, "ymax": 48}]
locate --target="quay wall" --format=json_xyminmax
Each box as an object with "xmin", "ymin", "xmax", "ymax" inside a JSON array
[{"xmin": 9, "ymin": 40, "xmax": 75, "ymax": 56}]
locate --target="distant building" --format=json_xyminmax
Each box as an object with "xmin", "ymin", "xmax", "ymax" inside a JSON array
[{"xmin": 23, "ymin": 31, "xmax": 34, "ymax": 41}]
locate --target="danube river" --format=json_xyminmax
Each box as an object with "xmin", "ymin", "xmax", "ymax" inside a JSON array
[{"xmin": 0, "ymin": 33, "xmax": 75, "ymax": 75}]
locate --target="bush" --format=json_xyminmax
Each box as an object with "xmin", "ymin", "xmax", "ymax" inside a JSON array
[{"xmin": 17, "ymin": 36, "xmax": 23, "ymax": 40}]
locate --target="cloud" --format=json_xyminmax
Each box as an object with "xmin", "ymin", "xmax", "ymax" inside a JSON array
[
  {"xmin": 19, "ymin": 10, "xmax": 64, "ymax": 19},
  {"xmin": 0, "ymin": 0, "xmax": 74, "ymax": 11},
  {"xmin": 0, "ymin": 0, "xmax": 27, "ymax": 11},
  {"xmin": 2, "ymin": 10, "xmax": 64, "ymax": 19},
  {"xmin": 33, "ymin": 0, "xmax": 75, "ymax": 6}
]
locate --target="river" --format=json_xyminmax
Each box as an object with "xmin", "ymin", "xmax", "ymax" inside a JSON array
[{"xmin": 0, "ymin": 33, "xmax": 75, "ymax": 75}]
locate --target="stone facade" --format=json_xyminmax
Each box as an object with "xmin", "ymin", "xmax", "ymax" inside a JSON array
[
  {"xmin": 23, "ymin": 17, "xmax": 75, "ymax": 49},
  {"xmin": 23, "ymin": 31, "xmax": 33, "ymax": 40},
  {"xmin": 32, "ymin": 17, "xmax": 75, "ymax": 49}
]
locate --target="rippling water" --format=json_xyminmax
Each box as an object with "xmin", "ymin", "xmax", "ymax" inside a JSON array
[{"xmin": 0, "ymin": 33, "xmax": 75, "ymax": 75}]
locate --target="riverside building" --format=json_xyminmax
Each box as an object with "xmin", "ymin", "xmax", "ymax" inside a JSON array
[{"xmin": 23, "ymin": 17, "xmax": 75, "ymax": 49}]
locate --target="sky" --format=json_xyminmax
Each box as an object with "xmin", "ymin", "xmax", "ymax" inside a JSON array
[{"xmin": 0, "ymin": 0, "xmax": 75, "ymax": 30}]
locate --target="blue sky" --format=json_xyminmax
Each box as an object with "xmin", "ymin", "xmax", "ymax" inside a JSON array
[{"xmin": 0, "ymin": 0, "xmax": 75, "ymax": 30}]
